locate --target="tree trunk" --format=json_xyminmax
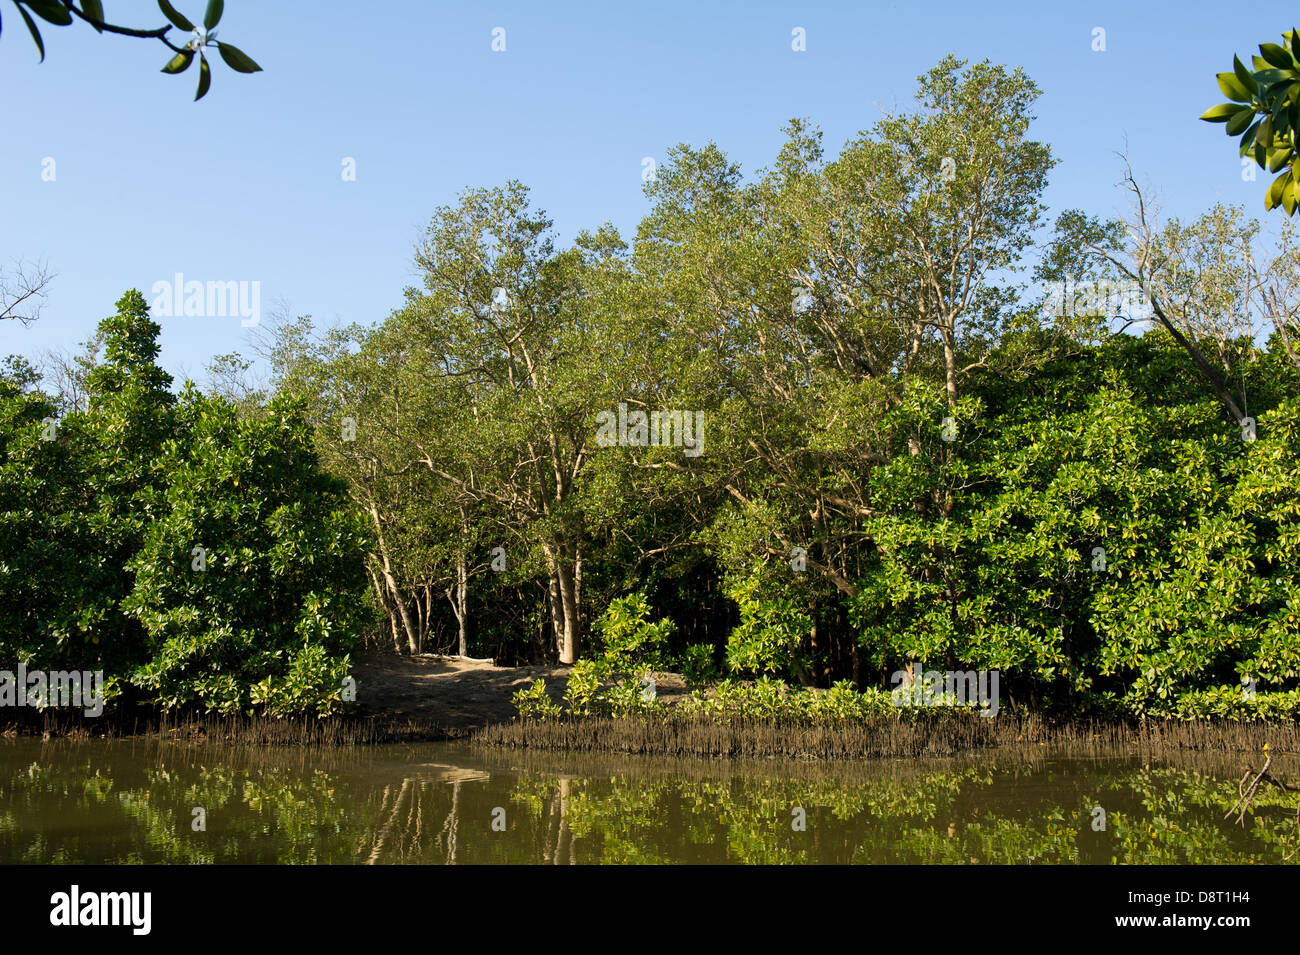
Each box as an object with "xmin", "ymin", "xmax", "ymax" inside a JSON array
[
  {"xmin": 455, "ymin": 550, "xmax": 469, "ymax": 656},
  {"xmin": 808, "ymin": 616, "xmax": 825, "ymax": 688},
  {"xmin": 369, "ymin": 506, "xmax": 419, "ymax": 654},
  {"xmin": 1149, "ymin": 297, "xmax": 1246, "ymax": 423},
  {"xmin": 546, "ymin": 573, "xmax": 564, "ymax": 662},
  {"xmin": 544, "ymin": 543, "xmax": 581, "ymax": 664},
  {"xmin": 942, "ymin": 326, "xmax": 958, "ymax": 407},
  {"xmin": 368, "ymin": 565, "xmax": 404, "ymax": 654},
  {"xmin": 415, "ymin": 582, "xmax": 427, "ymax": 655},
  {"xmin": 556, "ymin": 558, "xmax": 579, "ymax": 665}
]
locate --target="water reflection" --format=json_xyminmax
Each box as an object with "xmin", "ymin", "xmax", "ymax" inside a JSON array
[{"xmin": 0, "ymin": 740, "xmax": 1295, "ymax": 864}]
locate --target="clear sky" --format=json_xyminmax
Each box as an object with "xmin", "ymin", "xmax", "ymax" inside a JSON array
[{"xmin": 0, "ymin": 0, "xmax": 1290, "ymax": 383}]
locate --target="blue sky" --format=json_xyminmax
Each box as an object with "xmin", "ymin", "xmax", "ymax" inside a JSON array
[{"xmin": 0, "ymin": 0, "xmax": 1290, "ymax": 383}]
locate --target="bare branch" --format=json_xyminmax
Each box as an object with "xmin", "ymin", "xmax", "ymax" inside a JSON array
[{"xmin": 0, "ymin": 260, "xmax": 55, "ymax": 326}]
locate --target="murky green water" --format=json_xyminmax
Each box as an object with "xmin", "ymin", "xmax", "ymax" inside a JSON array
[{"xmin": 0, "ymin": 739, "xmax": 1295, "ymax": 864}]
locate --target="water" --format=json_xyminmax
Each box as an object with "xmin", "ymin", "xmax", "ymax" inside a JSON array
[{"xmin": 0, "ymin": 740, "xmax": 1295, "ymax": 864}]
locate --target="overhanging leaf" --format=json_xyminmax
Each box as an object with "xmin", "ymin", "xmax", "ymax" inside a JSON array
[
  {"xmin": 157, "ymin": 0, "xmax": 193, "ymax": 32},
  {"xmin": 14, "ymin": 3, "xmax": 45, "ymax": 61},
  {"xmin": 1257, "ymin": 116, "xmax": 1274, "ymax": 147},
  {"xmin": 82, "ymin": 0, "xmax": 105, "ymax": 32},
  {"xmin": 195, "ymin": 52, "xmax": 211, "ymax": 99},
  {"xmin": 161, "ymin": 50, "xmax": 193, "ymax": 73},
  {"xmin": 1283, "ymin": 174, "xmax": 1299, "ymax": 215},
  {"xmin": 1240, "ymin": 119, "xmax": 1262, "ymax": 153},
  {"xmin": 1235, "ymin": 55, "xmax": 1259, "ymax": 95},
  {"xmin": 216, "ymin": 41, "xmax": 261, "ymax": 73},
  {"xmin": 1200, "ymin": 103, "xmax": 1241, "ymax": 123},
  {"xmin": 1260, "ymin": 43, "xmax": 1294, "ymax": 69},
  {"xmin": 23, "ymin": 0, "xmax": 72, "ymax": 26},
  {"xmin": 1226, "ymin": 107, "xmax": 1255, "ymax": 136},
  {"xmin": 1218, "ymin": 72, "xmax": 1253, "ymax": 102},
  {"xmin": 1266, "ymin": 169, "xmax": 1290, "ymax": 209},
  {"xmin": 204, "ymin": 0, "xmax": 223, "ymax": 31}
]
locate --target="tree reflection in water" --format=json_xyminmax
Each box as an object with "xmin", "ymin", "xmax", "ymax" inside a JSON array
[{"xmin": 0, "ymin": 741, "xmax": 1295, "ymax": 864}]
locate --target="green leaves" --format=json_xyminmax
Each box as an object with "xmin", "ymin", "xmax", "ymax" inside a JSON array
[
  {"xmin": 158, "ymin": 18, "xmax": 264, "ymax": 99},
  {"xmin": 1234, "ymin": 55, "xmax": 1259, "ymax": 95},
  {"xmin": 82, "ymin": 0, "xmax": 105, "ymax": 32},
  {"xmin": 216, "ymin": 40, "xmax": 261, "ymax": 73},
  {"xmin": 203, "ymin": 0, "xmax": 223, "ymax": 31},
  {"xmin": 154, "ymin": 22, "xmax": 262, "ymax": 98},
  {"xmin": 1266, "ymin": 168, "xmax": 1296, "ymax": 214},
  {"xmin": 1217, "ymin": 71, "xmax": 1253, "ymax": 102},
  {"xmin": 13, "ymin": 2, "xmax": 46, "ymax": 61},
  {"xmin": 1256, "ymin": 115, "xmax": 1274, "ymax": 147},
  {"xmin": 8, "ymin": 0, "xmax": 261, "ymax": 101},
  {"xmin": 1260, "ymin": 42, "xmax": 1294, "ymax": 70},
  {"xmin": 23, "ymin": 0, "xmax": 72, "ymax": 26},
  {"xmin": 1208, "ymin": 32, "xmax": 1300, "ymax": 216},
  {"xmin": 8, "ymin": 0, "xmax": 81, "ymax": 61},
  {"xmin": 1199, "ymin": 103, "xmax": 1243, "ymax": 123},
  {"xmin": 122, "ymin": 387, "xmax": 368, "ymax": 716},
  {"xmin": 161, "ymin": 49, "xmax": 193, "ymax": 74},
  {"xmin": 1224, "ymin": 106, "xmax": 1256, "ymax": 136},
  {"xmin": 156, "ymin": 0, "xmax": 193, "ymax": 32},
  {"xmin": 194, "ymin": 51, "xmax": 210, "ymax": 100}
]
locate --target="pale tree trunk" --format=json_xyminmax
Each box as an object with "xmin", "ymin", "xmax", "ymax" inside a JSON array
[
  {"xmin": 535, "ymin": 587, "xmax": 550, "ymax": 662},
  {"xmin": 454, "ymin": 550, "xmax": 469, "ymax": 656},
  {"xmin": 942, "ymin": 326, "xmax": 958, "ymax": 407},
  {"xmin": 367, "ymin": 566, "xmax": 404, "ymax": 654},
  {"xmin": 555, "ymin": 557, "xmax": 579, "ymax": 665},
  {"xmin": 388, "ymin": 577, "xmax": 419, "ymax": 656},
  {"xmin": 415, "ymin": 584, "xmax": 427, "ymax": 655},
  {"xmin": 422, "ymin": 583, "xmax": 434, "ymax": 654},
  {"xmin": 546, "ymin": 573, "xmax": 564, "ymax": 663},
  {"xmin": 940, "ymin": 325, "xmax": 958, "ymax": 518},
  {"xmin": 369, "ymin": 506, "xmax": 419, "ymax": 654},
  {"xmin": 572, "ymin": 541, "xmax": 583, "ymax": 652},
  {"xmin": 543, "ymin": 543, "xmax": 581, "ymax": 664},
  {"xmin": 389, "ymin": 614, "xmax": 402, "ymax": 653}
]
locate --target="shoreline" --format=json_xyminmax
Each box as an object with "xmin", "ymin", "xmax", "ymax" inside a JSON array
[{"xmin": 3, "ymin": 653, "xmax": 1298, "ymax": 758}]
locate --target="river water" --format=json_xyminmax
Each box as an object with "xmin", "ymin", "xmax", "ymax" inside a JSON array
[{"xmin": 1, "ymin": 739, "xmax": 1295, "ymax": 864}]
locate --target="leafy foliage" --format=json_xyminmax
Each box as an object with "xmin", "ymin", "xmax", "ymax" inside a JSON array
[
  {"xmin": 124, "ymin": 389, "xmax": 367, "ymax": 715},
  {"xmin": 1202, "ymin": 30, "xmax": 1300, "ymax": 214},
  {"xmin": 590, "ymin": 592, "xmax": 675, "ymax": 672},
  {"xmin": 0, "ymin": 291, "xmax": 365, "ymax": 715},
  {"xmin": 3, "ymin": 1, "xmax": 261, "ymax": 100}
]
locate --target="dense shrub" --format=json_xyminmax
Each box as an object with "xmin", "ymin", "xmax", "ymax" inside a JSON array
[
  {"xmin": 125, "ymin": 389, "xmax": 368, "ymax": 715},
  {"xmin": 0, "ymin": 291, "xmax": 368, "ymax": 716}
]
